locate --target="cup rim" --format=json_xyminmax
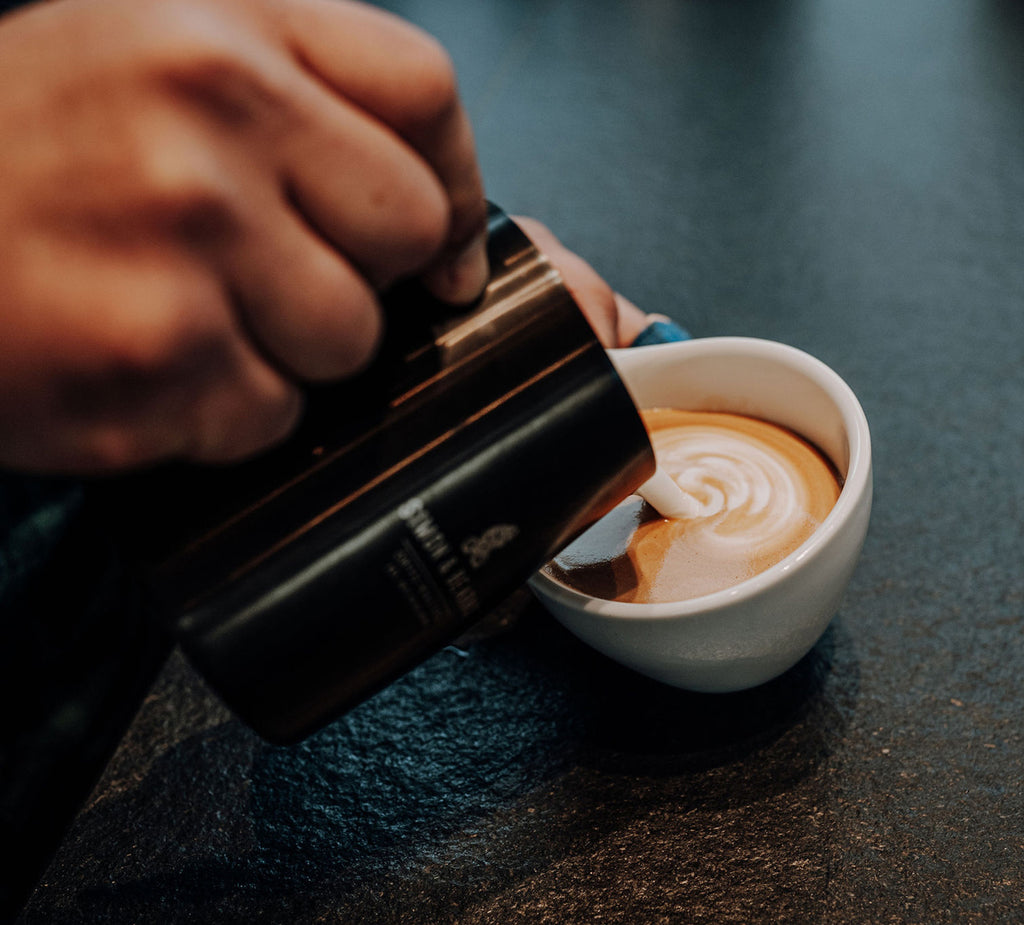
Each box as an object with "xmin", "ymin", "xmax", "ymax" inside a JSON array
[{"xmin": 528, "ymin": 337, "xmax": 872, "ymax": 620}]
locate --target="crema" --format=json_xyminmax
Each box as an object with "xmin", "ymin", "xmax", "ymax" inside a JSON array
[{"xmin": 547, "ymin": 410, "xmax": 841, "ymax": 603}]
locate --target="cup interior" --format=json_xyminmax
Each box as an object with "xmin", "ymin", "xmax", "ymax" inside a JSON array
[
  {"xmin": 533, "ymin": 337, "xmax": 872, "ymax": 617},
  {"xmin": 610, "ymin": 338, "xmax": 859, "ymax": 479}
]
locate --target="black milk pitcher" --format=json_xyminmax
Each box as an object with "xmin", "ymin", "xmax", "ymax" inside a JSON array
[{"xmin": 108, "ymin": 205, "xmax": 655, "ymax": 742}]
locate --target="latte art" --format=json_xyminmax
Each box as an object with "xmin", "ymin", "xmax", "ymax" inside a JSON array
[
  {"xmin": 653, "ymin": 411, "xmax": 834, "ymax": 556},
  {"xmin": 547, "ymin": 410, "xmax": 841, "ymax": 603}
]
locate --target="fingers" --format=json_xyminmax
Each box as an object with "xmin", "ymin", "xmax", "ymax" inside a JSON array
[
  {"xmin": 224, "ymin": 190, "xmax": 385, "ymax": 381},
  {"xmin": 512, "ymin": 216, "xmax": 623, "ymax": 347},
  {"xmin": 4, "ymin": 251, "xmax": 304, "ymax": 473},
  {"xmin": 0, "ymin": 0, "xmax": 493, "ymax": 476},
  {"xmin": 276, "ymin": 0, "xmax": 489, "ymax": 303},
  {"xmin": 275, "ymin": 76, "xmax": 453, "ymax": 294},
  {"xmin": 513, "ymin": 216, "xmax": 651, "ymax": 347},
  {"xmin": 142, "ymin": 0, "xmax": 490, "ymax": 375},
  {"xmin": 614, "ymin": 292, "xmax": 654, "ymax": 345}
]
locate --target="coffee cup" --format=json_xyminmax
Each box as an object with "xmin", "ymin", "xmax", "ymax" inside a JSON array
[{"xmin": 529, "ymin": 336, "xmax": 872, "ymax": 692}]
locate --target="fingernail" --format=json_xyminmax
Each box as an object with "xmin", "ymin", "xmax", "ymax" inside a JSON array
[{"xmin": 425, "ymin": 232, "xmax": 489, "ymax": 305}]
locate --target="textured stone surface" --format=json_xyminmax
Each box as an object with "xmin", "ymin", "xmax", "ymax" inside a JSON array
[{"xmin": 11, "ymin": 0, "xmax": 1024, "ymax": 921}]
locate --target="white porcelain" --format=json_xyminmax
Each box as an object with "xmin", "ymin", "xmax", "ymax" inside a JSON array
[{"xmin": 528, "ymin": 337, "xmax": 873, "ymax": 692}]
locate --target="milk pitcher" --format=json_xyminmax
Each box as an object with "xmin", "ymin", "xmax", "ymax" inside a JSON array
[{"xmin": 108, "ymin": 205, "xmax": 655, "ymax": 742}]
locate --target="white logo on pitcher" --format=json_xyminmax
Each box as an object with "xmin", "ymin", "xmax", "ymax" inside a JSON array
[{"xmin": 461, "ymin": 525, "xmax": 520, "ymax": 569}]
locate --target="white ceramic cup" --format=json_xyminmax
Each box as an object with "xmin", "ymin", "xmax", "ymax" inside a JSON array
[{"xmin": 529, "ymin": 337, "xmax": 873, "ymax": 692}]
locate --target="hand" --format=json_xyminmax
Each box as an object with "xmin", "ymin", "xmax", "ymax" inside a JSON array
[
  {"xmin": 0, "ymin": 0, "xmax": 487, "ymax": 474},
  {"xmin": 511, "ymin": 217, "xmax": 650, "ymax": 348}
]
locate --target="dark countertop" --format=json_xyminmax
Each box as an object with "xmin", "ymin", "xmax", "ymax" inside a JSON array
[{"xmin": 12, "ymin": 0, "xmax": 1024, "ymax": 922}]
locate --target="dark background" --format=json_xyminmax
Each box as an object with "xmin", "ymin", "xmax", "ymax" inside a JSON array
[{"xmin": 15, "ymin": 0, "xmax": 1024, "ymax": 922}]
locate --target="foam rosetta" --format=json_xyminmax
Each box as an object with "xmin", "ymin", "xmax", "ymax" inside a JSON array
[{"xmin": 548, "ymin": 410, "xmax": 841, "ymax": 603}]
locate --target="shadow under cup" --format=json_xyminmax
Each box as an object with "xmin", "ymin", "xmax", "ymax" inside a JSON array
[{"xmin": 529, "ymin": 337, "xmax": 873, "ymax": 693}]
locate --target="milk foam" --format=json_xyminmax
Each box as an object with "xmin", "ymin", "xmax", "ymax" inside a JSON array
[{"xmin": 549, "ymin": 410, "xmax": 841, "ymax": 603}]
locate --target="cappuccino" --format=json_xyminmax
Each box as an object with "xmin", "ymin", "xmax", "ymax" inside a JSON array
[{"xmin": 546, "ymin": 410, "xmax": 841, "ymax": 603}]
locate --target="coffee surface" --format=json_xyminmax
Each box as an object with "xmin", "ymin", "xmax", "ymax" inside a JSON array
[{"xmin": 547, "ymin": 410, "xmax": 841, "ymax": 603}]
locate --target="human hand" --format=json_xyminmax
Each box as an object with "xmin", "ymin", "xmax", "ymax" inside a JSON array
[
  {"xmin": 511, "ymin": 216, "xmax": 650, "ymax": 349},
  {"xmin": 0, "ymin": 0, "xmax": 487, "ymax": 474}
]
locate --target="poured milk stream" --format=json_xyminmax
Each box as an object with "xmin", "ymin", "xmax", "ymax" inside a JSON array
[{"xmin": 637, "ymin": 467, "xmax": 701, "ymax": 519}]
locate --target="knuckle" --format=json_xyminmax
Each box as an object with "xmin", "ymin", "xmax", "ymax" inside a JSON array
[
  {"xmin": 92, "ymin": 281, "xmax": 225, "ymax": 388},
  {"xmin": 112, "ymin": 0, "xmax": 279, "ymax": 122},
  {"xmin": 395, "ymin": 37, "xmax": 460, "ymax": 130},
  {"xmin": 119, "ymin": 14, "xmax": 279, "ymax": 240},
  {"xmin": 154, "ymin": 182, "xmax": 236, "ymax": 247},
  {"xmin": 335, "ymin": 298, "xmax": 384, "ymax": 378},
  {"xmin": 295, "ymin": 289, "xmax": 383, "ymax": 381},
  {"xmin": 156, "ymin": 45, "xmax": 285, "ymax": 130},
  {"xmin": 359, "ymin": 173, "xmax": 449, "ymax": 284},
  {"xmin": 250, "ymin": 389, "xmax": 303, "ymax": 451},
  {"xmin": 128, "ymin": 135, "xmax": 238, "ymax": 244},
  {"xmin": 395, "ymin": 182, "xmax": 450, "ymax": 267},
  {"xmin": 82, "ymin": 425, "xmax": 157, "ymax": 472},
  {"xmin": 192, "ymin": 378, "xmax": 302, "ymax": 464},
  {"xmin": 103, "ymin": 309, "xmax": 186, "ymax": 376},
  {"xmin": 248, "ymin": 253, "xmax": 385, "ymax": 382},
  {"xmin": 258, "ymin": 391, "xmax": 303, "ymax": 447}
]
